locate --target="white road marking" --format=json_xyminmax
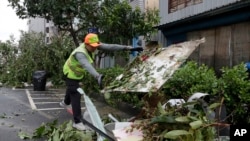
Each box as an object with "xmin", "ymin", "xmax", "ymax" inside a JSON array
[
  {"xmin": 35, "ymin": 102, "xmax": 61, "ymax": 104},
  {"xmin": 38, "ymin": 107, "xmax": 86, "ymax": 111},
  {"xmin": 25, "ymin": 89, "xmax": 37, "ymax": 110},
  {"xmin": 30, "ymin": 94, "xmax": 65, "ymax": 96},
  {"xmin": 32, "ymin": 97, "xmax": 63, "ymax": 99},
  {"xmin": 25, "ymin": 89, "xmax": 85, "ymax": 111},
  {"xmin": 38, "ymin": 108, "xmax": 66, "ymax": 110}
]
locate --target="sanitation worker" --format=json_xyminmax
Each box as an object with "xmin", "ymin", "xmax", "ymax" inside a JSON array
[{"xmin": 60, "ymin": 33, "xmax": 143, "ymax": 130}]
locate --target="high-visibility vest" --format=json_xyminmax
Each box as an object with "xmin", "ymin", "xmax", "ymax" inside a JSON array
[{"xmin": 63, "ymin": 43, "xmax": 95, "ymax": 80}]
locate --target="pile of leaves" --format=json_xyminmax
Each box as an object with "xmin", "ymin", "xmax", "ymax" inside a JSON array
[
  {"xmin": 131, "ymin": 100, "xmax": 223, "ymax": 141},
  {"xmin": 18, "ymin": 120, "xmax": 93, "ymax": 141}
]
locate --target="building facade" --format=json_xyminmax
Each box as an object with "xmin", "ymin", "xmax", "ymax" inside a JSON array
[
  {"xmin": 129, "ymin": 0, "xmax": 144, "ymax": 10},
  {"xmin": 28, "ymin": 18, "xmax": 58, "ymax": 44},
  {"xmin": 129, "ymin": 0, "xmax": 159, "ymax": 11},
  {"xmin": 157, "ymin": 0, "xmax": 250, "ymax": 72}
]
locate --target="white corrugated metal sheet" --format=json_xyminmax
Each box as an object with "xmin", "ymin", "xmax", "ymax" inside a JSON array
[
  {"xmin": 129, "ymin": 0, "xmax": 144, "ymax": 11},
  {"xmin": 105, "ymin": 38, "xmax": 205, "ymax": 93},
  {"xmin": 159, "ymin": 0, "xmax": 242, "ymax": 25}
]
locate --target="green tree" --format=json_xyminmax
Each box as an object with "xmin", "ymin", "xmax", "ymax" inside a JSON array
[
  {"xmin": 8, "ymin": 0, "xmax": 159, "ymax": 47},
  {"xmin": 97, "ymin": 0, "xmax": 160, "ymax": 67},
  {"xmin": 8, "ymin": 0, "xmax": 101, "ymax": 46},
  {"xmin": 0, "ymin": 39, "xmax": 19, "ymax": 85},
  {"xmin": 99, "ymin": 0, "xmax": 160, "ymax": 44},
  {"xmin": 0, "ymin": 31, "xmax": 75, "ymax": 87}
]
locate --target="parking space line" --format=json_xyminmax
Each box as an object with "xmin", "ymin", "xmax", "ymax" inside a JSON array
[
  {"xmin": 25, "ymin": 89, "xmax": 86, "ymax": 112},
  {"xmin": 35, "ymin": 102, "xmax": 61, "ymax": 104},
  {"xmin": 32, "ymin": 97, "xmax": 63, "ymax": 99},
  {"xmin": 38, "ymin": 107, "xmax": 86, "ymax": 111},
  {"xmin": 30, "ymin": 94, "xmax": 65, "ymax": 96},
  {"xmin": 38, "ymin": 108, "xmax": 66, "ymax": 110},
  {"xmin": 25, "ymin": 89, "xmax": 37, "ymax": 110}
]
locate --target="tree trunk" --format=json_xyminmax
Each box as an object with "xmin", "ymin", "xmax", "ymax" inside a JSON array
[{"xmin": 69, "ymin": 26, "xmax": 79, "ymax": 47}]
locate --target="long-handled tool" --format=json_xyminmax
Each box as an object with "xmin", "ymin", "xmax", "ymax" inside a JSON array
[
  {"xmin": 76, "ymin": 88, "xmax": 115, "ymax": 141},
  {"xmin": 66, "ymin": 108, "xmax": 114, "ymax": 141},
  {"xmin": 80, "ymin": 116, "xmax": 115, "ymax": 141}
]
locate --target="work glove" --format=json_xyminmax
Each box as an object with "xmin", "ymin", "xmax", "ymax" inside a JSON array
[
  {"xmin": 129, "ymin": 47, "xmax": 144, "ymax": 52},
  {"xmin": 97, "ymin": 74, "xmax": 104, "ymax": 89}
]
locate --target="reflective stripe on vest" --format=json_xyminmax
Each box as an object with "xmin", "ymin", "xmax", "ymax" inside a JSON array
[{"xmin": 63, "ymin": 44, "xmax": 95, "ymax": 80}]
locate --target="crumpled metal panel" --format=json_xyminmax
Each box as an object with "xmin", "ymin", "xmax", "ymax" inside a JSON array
[
  {"xmin": 105, "ymin": 38, "xmax": 205, "ymax": 93},
  {"xmin": 77, "ymin": 88, "xmax": 107, "ymax": 141}
]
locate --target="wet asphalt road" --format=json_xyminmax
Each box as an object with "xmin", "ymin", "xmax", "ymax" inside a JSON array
[{"xmin": 0, "ymin": 87, "xmax": 134, "ymax": 141}]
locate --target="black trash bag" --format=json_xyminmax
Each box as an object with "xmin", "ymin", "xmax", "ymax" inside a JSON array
[{"xmin": 33, "ymin": 70, "xmax": 47, "ymax": 91}]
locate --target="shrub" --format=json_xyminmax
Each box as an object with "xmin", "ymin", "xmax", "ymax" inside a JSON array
[
  {"xmin": 217, "ymin": 63, "xmax": 250, "ymax": 124},
  {"xmin": 162, "ymin": 61, "xmax": 218, "ymax": 100}
]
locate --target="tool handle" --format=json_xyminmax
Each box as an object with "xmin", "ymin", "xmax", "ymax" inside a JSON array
[{"xmin": 81, "ymin": 118, "xmax": 115, "ymax": 141}]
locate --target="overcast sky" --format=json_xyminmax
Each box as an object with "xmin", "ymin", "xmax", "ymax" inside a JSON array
[{"xmin": 0, "ymin": 0, "xmax": 28, "ymax": 42}]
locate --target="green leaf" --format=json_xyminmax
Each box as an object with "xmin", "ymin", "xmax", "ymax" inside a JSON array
[
  {"xmin": 151, "ymin": 115, "xmax": 176, "ymax": 124},
  {"xmin": 18, "ymin": 132, "xmax": 31, "ymax": 140},
  {"xmin": 104, "ymin": 92, "xmax": 111, "ymax": 99},
  {"xmin": 175, "ymin": 116, "xmax": 190, "ymax": 123},
  {"xmin": 164, "ymin": 130, "xmax": 191, "ymax": 139},
  {"xmin": 52, "ymin": 130, "xmax": 60, "ymax": 141},
  {"xmin": 65, "ymin": 120, "xmax": 73, "ymax": 131},
  {"xmin": 188, "ymin": 116, "xmax": 199, "ymax": 121},
  {"xmin": 194, "ymin": 130, "xmax": 202, "ymax": 141},
  {"xmin": 69, "ymin": 6, "xmax": 75, "ymax": 11},
  {"xmin": 208, "ymin": 103, "xmax": 220, "ymax": 109},
  {"xmin": 75, "ymin": 131, "xmax": 92, "ymax": 141},
  {"xmin": 157, "ymin": 102, "xmax": 166, "ymax": 115},
  {"xmin": 32, "ymin": 124, "xmax": 46, "ymax": 138},
  {"xmin": 189, "ymin": 120, "xmax": 203, "ymax": 129}
]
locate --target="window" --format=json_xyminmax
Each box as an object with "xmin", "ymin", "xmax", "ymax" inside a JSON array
[
  {"xmin": 46, "ymin": 27, "xmax": 49, "ymax": 33},
  {"xmin": 169, "ymin": 0, "xmax": 202, "ymax": 13},
  {"xmin": 46, "ymin": 37, "xmax": 49, "ymax": 44}
]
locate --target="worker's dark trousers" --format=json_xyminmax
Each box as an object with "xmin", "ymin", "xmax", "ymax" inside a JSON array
[{"xmin": 64, "ymin": 78, "xmax": 82, "ymax": 124}]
